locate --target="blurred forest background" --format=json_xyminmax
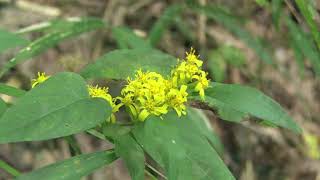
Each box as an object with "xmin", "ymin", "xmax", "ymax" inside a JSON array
[{"xmin": 0, "ymin": 0, "xmax": 320, "ymax": 179}]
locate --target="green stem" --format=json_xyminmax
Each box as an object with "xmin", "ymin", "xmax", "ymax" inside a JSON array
[
  {"xmin": 64, "ymin": 135, "xmax": 81, "ymax": 156},
  {"xmin": 0, "ymin": 159, "xmax": 21, "ymax": 177}
]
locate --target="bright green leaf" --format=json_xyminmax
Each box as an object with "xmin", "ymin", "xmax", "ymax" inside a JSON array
[
  {"xmin": 80, "ymin": 49, "xmax": 177, "ymax": 80},
  {"xmin": 16, "ymin": 150, "xmax": 118, "ymax": 180},
  {"xmin": 133, "ymin": 111, "xmax": 235, "ymax": 180},
  {"xmin": 0, "ymin": 83, "xmax": 26, "ymax": 97},
  {"xmin": 148, "ymin": 4, "xmax": 183, "ymax": 46},
  {"xmin": 201, "ymin": 82, "xmax": 301, "ymax": 133},
  {"xmin": 0, "ymin": 72, "xmax": 111, "ymax": 143},
  {"xmin": 0, "ymin": 18, "xmax": 105, "ymax": 78},
  {"xmin": 112, "ymin": 26, "xmax": 151, "ymax": 49},
  {"xmin": 0, "ymin": 29, "xmax": 28, "ymax": 54}
]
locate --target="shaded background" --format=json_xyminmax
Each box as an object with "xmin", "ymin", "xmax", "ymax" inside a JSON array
[{"xmin": 0, "ymin": 0, "xmax": 320, "ymax": 179}]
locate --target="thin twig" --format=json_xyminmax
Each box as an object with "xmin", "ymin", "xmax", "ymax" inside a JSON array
[{"xmin": 284, "ymin": 0, "xmax": 304, "ymax": 25}]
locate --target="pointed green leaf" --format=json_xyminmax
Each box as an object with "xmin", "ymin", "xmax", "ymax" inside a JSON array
[
  {"xmin": 0, "ymin": 83, "xmax": 26, "ymax": 97},
  {"xmin": 133, "ymin": 111, "xmax": 235, "ymax": 180},
  {"xmin": 16, "ymin": 150, "xmax": 118, "ymax": 180},
  {"xmin": 0, "ymin": 72, "xmax": 111, "ymax": 143},
  {"xmin": 0, "ymin": 29, "xmax": 28, "ymax": 54},
  {"xmin": 103, "ymin": 124, "xmax": 145, "ymax": 180},
  {"xmin": 148, "ymin": 4, "xmax": 183, "ymax": 46},
  {"xmin": 0, "ymin": 18, "xmax": 105, "ymax": 78},
  {"xmin": 112, "ymin": 26, "xmax": 151, "ymax": 49},
  {"xmin": 80, "ymin": 49, "xmax": 177, "ymax": 79},
  {"xmin": 199, "ymin": 82, "xmax": 301, "ymax": 133}
]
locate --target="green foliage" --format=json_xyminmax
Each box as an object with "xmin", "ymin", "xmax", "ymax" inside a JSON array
[
  {"xmin": 0, "ymin": 72, "xmax": 111, "ymax": 143},
  {"xmin": 81, "ymin": 49, "xmax": 177, "ymax": 79},
  {"xmin": 148, "ymin": 4, "xmax": 183, "ymax": 46},
  {"xmin": 286, "ymin": 18, "xmax": 320, "ymax": 76},
  {"xmin": 0, "ymin": 98, "xmax": 6, "ymax": 117},
  {"xmin": 132, "ymin": 111, "xmax": 235, "ymax": 180},
  {"xmin": 194, "ymin": 82, "xmax": 301, "ymax": 133},
  {"xmin": 0, "ymin": 29, "xmax": 28, "ymax": 54},
  {"xmin": 208, "ymin": 45, "xmax": 246, "ymax": 82},
  {"xmin": 295, "ymin": 0, "xmax": 320, "ymax": 50},
  {"xmin": 112, "ymin": 26, "xmax": 151, "ymax": 49},
  {"xmin": 16, "ymin": 150, "xmax": 117, "ymax": 180},
  {"xmin": 0, "ymin": 18, "xmax": 105, "ymax": 78},
  {"xmin": 0, "ymin": 160, "xmax": 20, "ymax": 177},
  {"xmin": 103, "ymin": 124, "xmax": 145, "ymax": 180},
  {"xmin": 0, "ymin": 83, "xmax": 26, "ymax": 97}
]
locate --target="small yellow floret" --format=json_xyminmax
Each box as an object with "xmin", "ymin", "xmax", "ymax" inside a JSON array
[
  {"xmin": 31, "ymin": 72, "xmax": 50, "ymax": 88},
  {"xmin": 88, "ymin": 85, "xmax": 119, "ymax": 123},
  {"xmin": 167, "ymin": 85, "xmax": 188, "ymax": 117}
]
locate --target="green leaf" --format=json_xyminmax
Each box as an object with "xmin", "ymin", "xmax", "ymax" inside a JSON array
[
  {"xmin": 188, "ymin": 3, "xmax": 274, "ymax": 64},
  {"xmin": 201, "ymin": 82, "xmax": 301, "ymax": 133},
  {"xmin": 0, "ymin": 98, "xmax": 6, "ymax": 117},
  {"xmin": 286, "ymin": 18, "xmax": 320, "ymax": 76},
  {"xmin": 103, "ymin": 124, "xmax": 145, "ymax": 180},
  {"xmin": 208, "ymin": 51, "xmax": 226, "ymax": 82},
  {"xmin": 271, "ymin": 0, "xmax": 283, "ymax": 28},
  {"xmin": 187, "ymin": 108, "xmax": 224, "ymax": 155},
  {"xmin": 218, "ymin": 45, "xmax": 246, "ymax": 67},
  {"xmin": 0, "ymin": 72, "xmax": 111, "ymax": 143},
  {"xmin": 0, "ymin": 18, "xmax": 105, "ymax": 78},
  {"xmin": 16, "ymin": 17, "xmax": 104, "ymax": 34},
  {"xmin": 0, "ymin": 29, "xmax": 28, "ymax": 54},
  {"xmin": 81, "ymin": 49, "xmax": 177, "ymax": 80},
  {"xmin": 133, "ymin": 111, "xmax": 235, "ymax": 180},
  {"xmin": 112, "ymin": 26, "xmax": 151, "ymax": 49},
  {"xmin": 148, "ymin": 4, "xmax": 183, "ymax": 46},
  {"xmin": 16, "ymin": 150, "xmax": 118, "ymax": 180},
  {"xmin": 295, "ymin": 0, "xmax": 320, "ymax": 50},
  {"xmin": 0, "ymin": 83, "xmax": 26, "ymax": 97}
]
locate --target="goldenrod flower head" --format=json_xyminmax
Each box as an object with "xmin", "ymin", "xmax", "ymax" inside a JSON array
[
  {"xmin": 31, "ymin": 72, "xmax": 50, "ymax": 88},
  {"xmin": 88, "ymin": 85, "xmax": 119, "ymax": 123},
  {"xmin": 167, "ymin": 85, "xmax": 188, "ymax": 117},
  {"xmin": 119, "ymin": 70, "xmax": 169, "ymax": 121},
  {"xmin": 171, "ymin": 48, "xmax": 210, "ymax": 99}
]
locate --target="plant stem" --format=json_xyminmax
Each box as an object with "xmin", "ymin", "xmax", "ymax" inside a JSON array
[{"xmin": 0, "ymin": 159, "xmax": 21, "ymax": 177}]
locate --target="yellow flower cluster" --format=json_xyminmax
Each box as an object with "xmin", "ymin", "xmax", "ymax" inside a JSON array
[{"xmin": 30, "ymin": 48, "xmax": 210, "ymax": 122}]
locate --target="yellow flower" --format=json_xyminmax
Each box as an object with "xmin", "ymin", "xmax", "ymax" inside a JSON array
[
  {"xmin": 193, "ymin": 71, "xmax": 209, "ymax": 99},
  {"xmin": 167, "ymin": 85, "xmax": 188, "ymax": 117},
  {"xmin": 88, "ymin": 85, "xmax": 119, "ymax": 123},
  {"xmin": 185, "ymin": 47, "xmax": 203, "ymax": 67},
  {"xmin": 31, "ymin": 72, "xmax": 50, "ymax": 88}
]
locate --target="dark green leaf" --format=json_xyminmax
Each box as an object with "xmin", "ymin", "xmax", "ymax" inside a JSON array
[
  {"xmin": 0, "ymin": 18, "xmax": 105, "ymax": 78},
  {"xmin": 80, "ymin": 49, "xmax": 177, "ymax": 80},
  {"xmin": 189, "ymin": 3, "xmax": 274, "ymax": 64},
  {"xmin": 112, "ymin": 26, "xmax": 151, "ymax": 49},
  {"xmin": 295, "ymin": 0, "xmax": 320, "ymax": 50},
  {"xmin": 201, "ymin": 82, "xmax": 301, "ymax": 133},
  {"xmin": 133, "ymin": 111, "xmax": 235, "ymax": 180},
  {"xmin": 103, "ymin": 124, "xmax": 145, "ymax": 180},
  {"xmin": 271, "ymin": 0, "xmax": 283, "ymax": 28},
  {"xmin": 286, "ymin": 18, "xmax": 320, "ymax": 76},
  {"xmin": 0, "ymin": 83, "xmax": 26, "ymax": 97},
  {"xmin": 16, "ymin": 150, "xmax": 118, "ymax": 180},
  {"xmin": 148, "ymin": 4, "xmax": 183, "ymax": 46},
  {"xmin": 0, "ymin": 72, "xmax": 111, "ymax": 143},
  {"xmin": 0, "ymin": 98, "xmax": 6, "ymax": 117},
  {"xmin": 187, "ymin": 108, "xmax": 224, "ymax": 155},
  {"xmin": 0, "ymin": 29, "xmax": 28, "ymax": 54}
]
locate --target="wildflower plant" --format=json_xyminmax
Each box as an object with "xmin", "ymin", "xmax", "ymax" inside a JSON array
[{"xmin": 0, "ymin": 16, "xmax": 302, "ymax": 180}]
